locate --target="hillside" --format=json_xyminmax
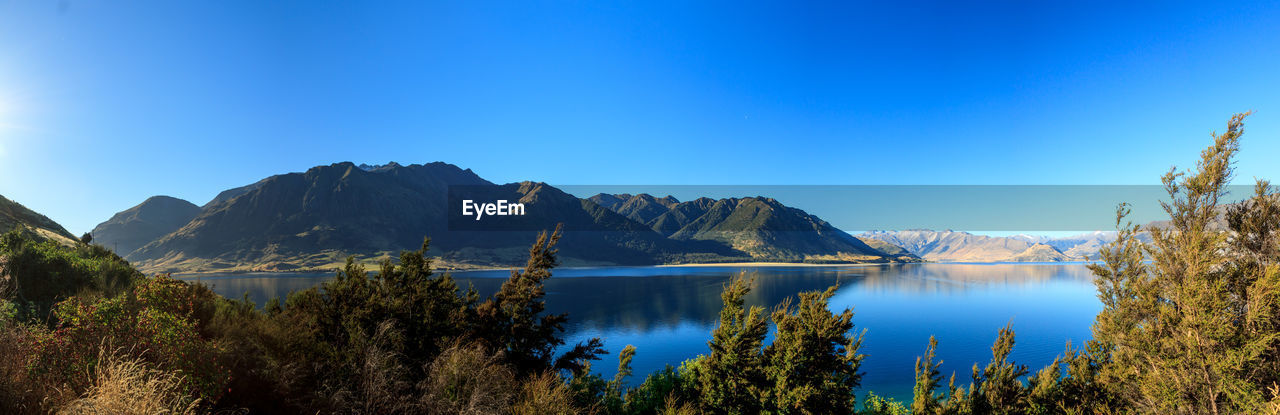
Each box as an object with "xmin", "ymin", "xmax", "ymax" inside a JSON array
[
  {"xmin": 0, "ymin": 194, "xmax": 78, "ymax": 245},
  {"xmin": 91, "ymin": 196, "xmax": 201, "ymax": 256},
  {"xmin": 859, "ymin": 230, "xmax": 1040, "ymax": 262},
  {"xmin": 858, "ymin": 228, "xmax": 1163, "ymax": 262},
  {"xmin": 103, "ymin": 164, "xmax": 915, "ymax": 273},
  {"xmin": 591, "ymin": 193, "xmax": 918, "ymax": 263},
  {"xmin": 116, "ymin": 163, "xmax": 748, "ymax": 272},
  {"xmin": 1007, "ymin": 243, "xmax": 1073, "ymax": 262}
]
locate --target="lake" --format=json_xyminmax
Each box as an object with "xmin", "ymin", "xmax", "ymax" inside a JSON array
[{"xmin": 181, "ymin": 262, "xmax": 1101, "ymax": 404}]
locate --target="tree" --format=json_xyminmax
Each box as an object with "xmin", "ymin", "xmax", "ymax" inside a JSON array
[
  {"xmin": 911, "ymin": 336, "xmax": 944, "ymax": 415},
  {"xmin": 475, "ymin": 224, "xmax": 605, "ymax": 377},
  {"xmin": 1087, "ymin": 111, "xmax": 1280, "ymax": 414},
  {"xmin": 762, "ymin": 285, "xmax": 865, "ymax": 414},
  {"xmin": 697, "ymin": 275, "xmax": 768, "ymax": 414}
]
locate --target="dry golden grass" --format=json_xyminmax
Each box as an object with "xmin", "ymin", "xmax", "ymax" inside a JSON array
[
  {"xmin": 56, "ymin": 350, "xmax": 200, "ymax": 415},
  {"xmin": 421, "ymin": 342, "xmax": 516, "ymax": 415},
  {"xmin": 510, "ymin": 371, "xmax": 576, "ymax": 415}
]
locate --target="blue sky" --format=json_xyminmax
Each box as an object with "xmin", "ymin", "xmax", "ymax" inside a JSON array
[{"xmin": 1, "ymin": 1, "xmax": 1278, "ymax": 234}]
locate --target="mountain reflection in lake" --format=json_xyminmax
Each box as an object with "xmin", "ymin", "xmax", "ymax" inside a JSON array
[{"xmin": 182, "ymin": 263, "xmax": 1100, "ymax": 404}]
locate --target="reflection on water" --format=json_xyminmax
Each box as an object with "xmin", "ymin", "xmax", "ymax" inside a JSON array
[{"xmin": 182, "ymin": 263, "xmax": 1100, "ymax": 404}]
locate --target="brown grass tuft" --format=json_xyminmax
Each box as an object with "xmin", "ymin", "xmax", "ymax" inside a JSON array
[
  {"xmin": 421, "ymin": 342, "xmax": 516, "ymax": 414},
  {"xmin": 511, "ymin": 371, "xmax": 576, "ymax": 415},
  {"xmin": 56, "ymin": 349, "xmax": 200, "ymax": 415}
]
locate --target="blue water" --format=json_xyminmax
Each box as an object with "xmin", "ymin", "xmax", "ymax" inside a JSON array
[{"xmin": 182, "ymin": 263, "xmax": 1101, "ymax": 404}]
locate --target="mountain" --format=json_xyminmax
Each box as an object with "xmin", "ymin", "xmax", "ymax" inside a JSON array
[
  {"xmin": 1043, "ymin": 231, "xmax": 1118, "ymax": 259},
  {"xmin": 586, "ymin": 193, "xmax": 632, "ymax": 211},
  {"xmin": 120, "ymin": 163, "xmax": 761, "ymax": 273},
  {"xmin": 858, "ymin": 230, "xmax": 1039, "ymax": 262},
  {"xmin": 90, "ymin": 196, "xmax": 201, "ymax": 256},
  {"xmin": 130, "ymin": 162, "xmax": 489, "ymax": 271},
  {"xmin": 107, "ymin": 163, "xmax": 913, "ymax": 273},
  {"xmin": 857, "ymin": 229, "xmax": 1135, "ymax": 262},
  {"xmin": 591, "ymin": 193, "xmax": 918, "ymax": 262},
  {"xmin": 0, "ymin": 194, "xmax": 78, "ymax": 245},
  {"xmin": 1008, "ymin": 243, "xmax": 1073, "ymax": 262},
  {"xmin": 613, "ymin": 194, "xmax": 679, "ymax": 224}
]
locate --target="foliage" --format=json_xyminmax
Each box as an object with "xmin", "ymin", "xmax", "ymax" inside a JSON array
[
  {"xmin": 29, "ymin": 275, "xmax": 230, "ymax": 403},
  {"xmin": 763, "ymin": 285, "xmax": 866, "ymax": 414},
  {"xmin": 860, "ymin": 392, "xmax": 909, "ymax": 415},
  {"xmin": 476, "ymin": 224, "xmax": 606, "ymax": 377},
  {"xmin": 1084, "ymin": 111, "xmax": 1280, "ymax": 414},
  {"xmin": 0, "ymin": 230, "xmax": 140, "ymax": 319},
  {"xmin": 696, "ymin": 276, "xmax": 769, "ymax": 414}
]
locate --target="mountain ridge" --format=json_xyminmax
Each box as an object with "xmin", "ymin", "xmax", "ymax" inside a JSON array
[{"xmin": 107, "ymin": 162, "xmax": 912, "ymax": 273}]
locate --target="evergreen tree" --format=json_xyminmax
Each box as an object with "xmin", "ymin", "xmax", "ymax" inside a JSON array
[
  {"xmin": 911, "ymin": 336, "xmax": 944, "ymax": 415},
  {"xmin": 476, "ymin": 224, "xmax": 605, "ymax": 377},
  {"xmin": 1087, "ymin": 111, "xmax": 1280, "ymax": 414},
  {"xmin": 762, "ymin": 286, "xmax": 865, "ymax": 414},
  {"xmin": 697, "ymin": 275, "xmax": 768, "ymax": 414}
]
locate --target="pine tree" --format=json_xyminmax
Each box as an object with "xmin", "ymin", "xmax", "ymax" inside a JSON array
[
  {"xmin": 697, "ymin": 275, "xmax": 768, "ymax": 414},
  {"xmin": 911, "ymin": 336, "xmax": 944, "ymax": 415},
  {"xmin": 1087, "ymin": 112, "xmax": 1280, "ymax": 413},
  {"xmin": 762, "ymin": 286, "xmax": 866, "ymax": 414}
]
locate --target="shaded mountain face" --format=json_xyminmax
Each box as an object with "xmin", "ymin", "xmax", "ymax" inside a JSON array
[
  {"xmin": 128, "ymin": 162, "xmax": 493, "ymax": 271},
  {"xmin": 112, "ymin": 164, "xmax": 911, "ymax": 273},
  {"xmin": 614, "ymin": 194, "xmax": 679, "ymax": 224},
  {"xmin": 0, "ymin": 194, "xmax": 77, "ymax": 245},
  {"xmin": 122, "ymin": 164, "xmax": 748, "ymax": 272},
  {"xmin": 91, "ymin": 196, "xmax": 201, "ymax": 256},
  {"xmin": 586, "ymin": 193, "xmax": 632, "ymax": 211},
  {"xmin": 591, "ymin": 194, "xmax": 916, "ymax": 262}
]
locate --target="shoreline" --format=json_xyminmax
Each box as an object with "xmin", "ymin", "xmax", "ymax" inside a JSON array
[
  {"xmin": 167, "ymin": 260, "xmax": 1091, "ymax": 278},
  {"xmin": 169, "ymin": 260, "xmax": 905, "ymax": 277}
]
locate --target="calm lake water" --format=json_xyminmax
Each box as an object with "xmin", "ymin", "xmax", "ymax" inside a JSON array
[{"xmin": 181, "ymin": 263, "xmax": 1101, "ymax": 404}]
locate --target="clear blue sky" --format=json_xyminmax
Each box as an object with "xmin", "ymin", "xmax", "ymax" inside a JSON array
[{"xmin": 1, "ymin": 1, "xmax": 1278, "ymax": 235}]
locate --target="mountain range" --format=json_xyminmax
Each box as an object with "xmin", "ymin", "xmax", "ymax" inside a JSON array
[
  {"xmin": 856, "ymin": 230, "xmax": 1116, "ymax": 262},
  {"xmin": 587, "ymin": 193, "xmax": 918, "ymax": 262},
  {"xmin": 9, "ymin": 161, "xmax": 1174, "ymax": 272},
  {"xmin": 87, "ymin": 162, "xmax": 918, "ymax": 273}
]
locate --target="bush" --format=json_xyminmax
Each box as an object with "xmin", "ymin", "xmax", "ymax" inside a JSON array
[
  {"xmin": 0, "ymin": 230, "xmax": 139, "ymax": 319},
  {"xmin": 28, "ymin": 275, "xmax": 229, "ymax": 404}
]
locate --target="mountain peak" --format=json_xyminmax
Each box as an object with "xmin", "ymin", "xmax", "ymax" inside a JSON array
[{"xmin": 91, "ymin": 195, "xmax": 201, "ymax": 256}]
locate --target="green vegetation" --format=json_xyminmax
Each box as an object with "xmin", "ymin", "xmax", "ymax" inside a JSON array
[{"xmin": 1, "ymin": 112, "xmax": 1278, "ymax": 413}]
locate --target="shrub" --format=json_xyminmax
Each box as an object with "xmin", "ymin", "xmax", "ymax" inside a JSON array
[{"xmin": 29, "ymin": 275, "xmax": 229, "ymax": 404}]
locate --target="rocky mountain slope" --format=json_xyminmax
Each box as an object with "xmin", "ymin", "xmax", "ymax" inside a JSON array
[
  {"xmin": 103, "ymin": 163, "xmax": 911, "ymax": 273},
  {"xmin": 91, "ymin": 196, "xmax": 201, "ymax": 256},
  {"xmin": 590, "ymin": 193, "xmax": 919, "ymax": 262}
]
